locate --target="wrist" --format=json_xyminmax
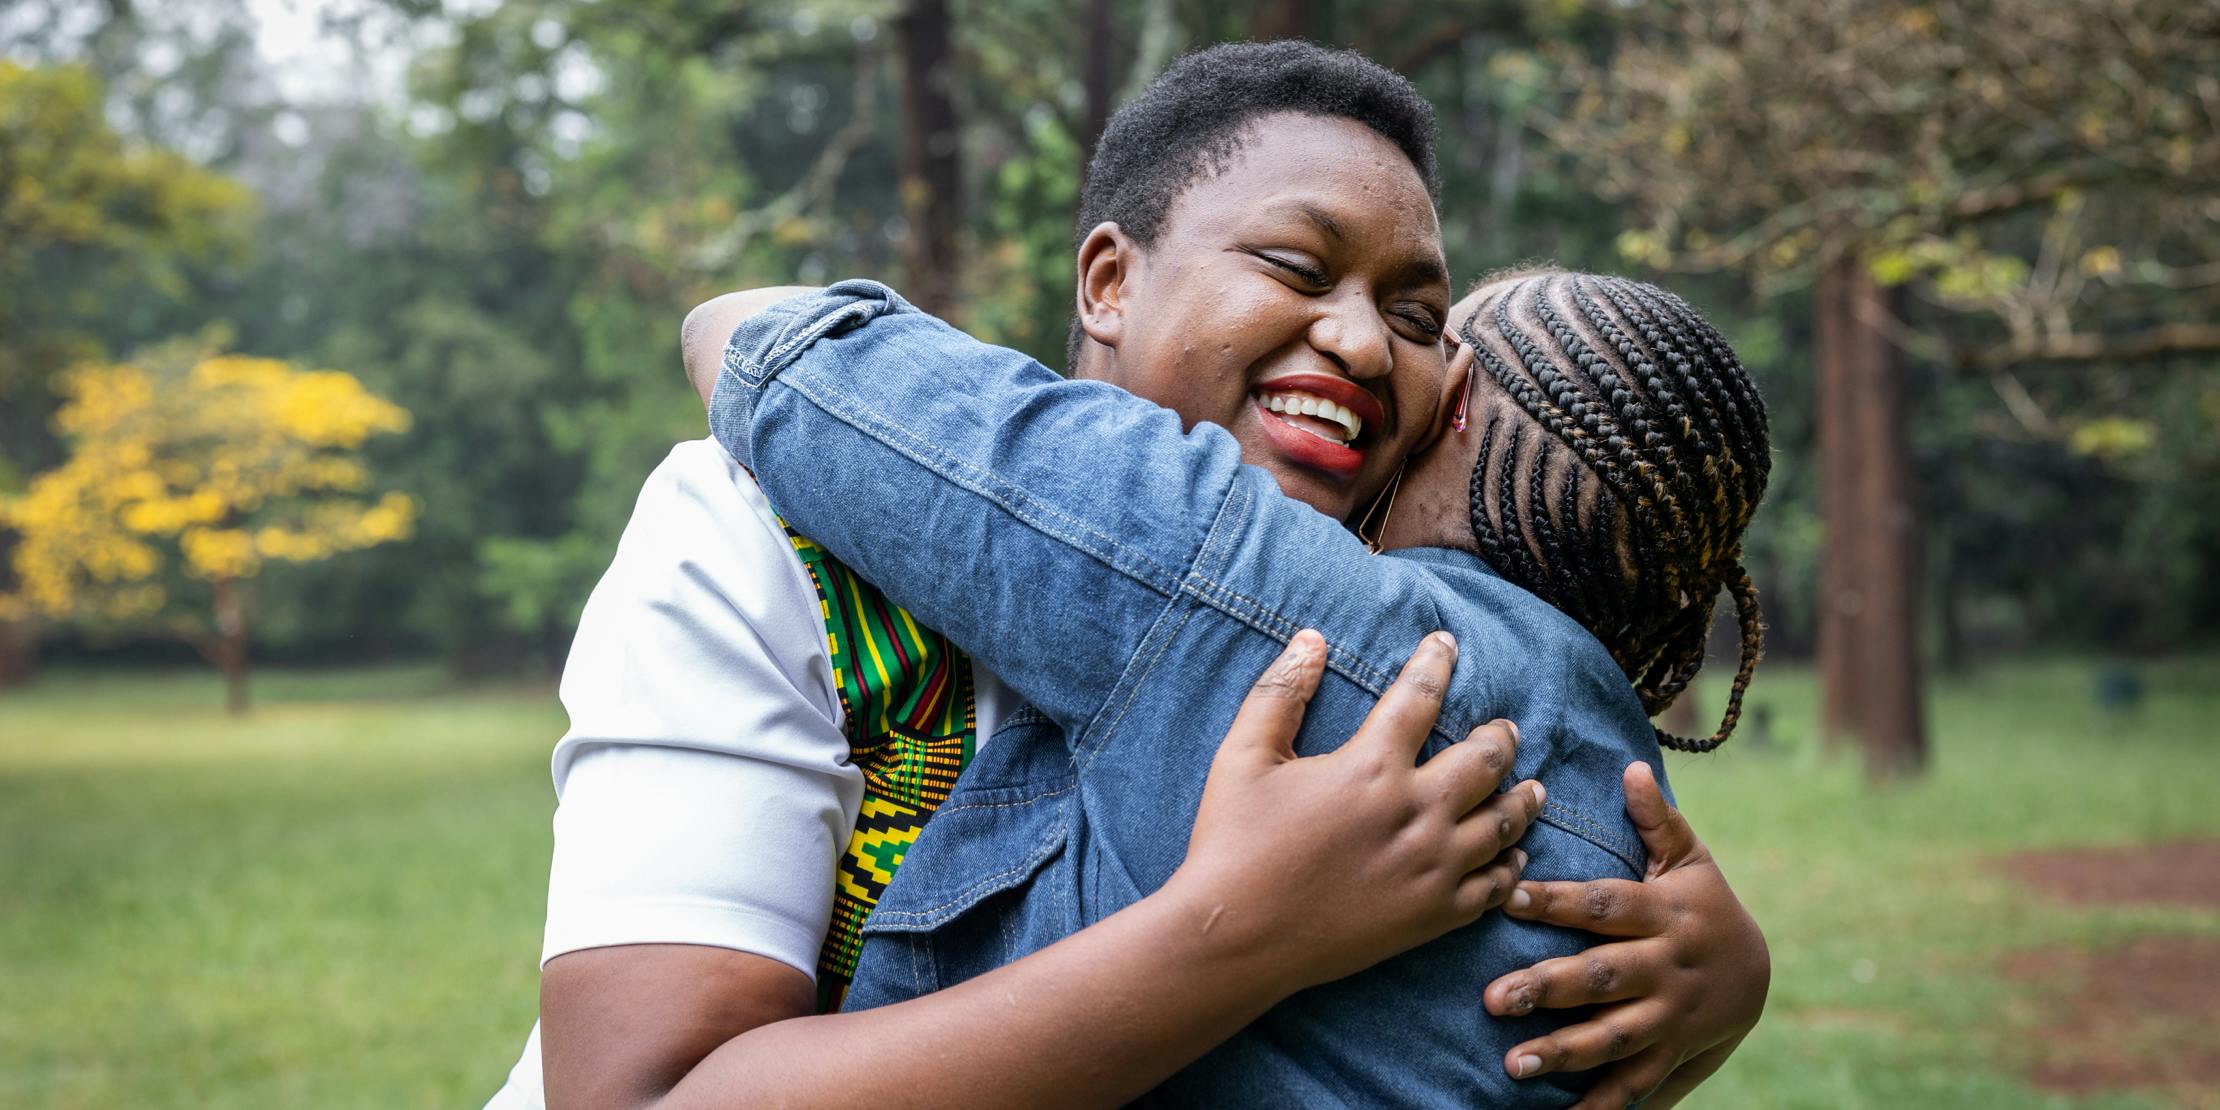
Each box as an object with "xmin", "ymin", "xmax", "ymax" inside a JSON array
[{"xmin": 1153, "ymin": 867, "xmax": 1308, "ymax": 1003}]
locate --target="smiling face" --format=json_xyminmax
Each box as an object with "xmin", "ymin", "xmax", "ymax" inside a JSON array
[{"xmin": 1071, "ymin": 112, "xmax": 1452, "ymax": 522}]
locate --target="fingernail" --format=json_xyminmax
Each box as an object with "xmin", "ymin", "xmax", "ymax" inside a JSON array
[
  {"xmin": 1508, "ymin": 888, "xmax": 1532, "ymax": 913},
  {"xmin": 1429, "ymin": 630, "xmax": 1457, "ymax": 653},
  {"xmin": 1514, "ymin": 849, "xmax": 1529, "ymax": 869},
  {"xmin": 1532, "ymin": 781, "xmax": 1547, "ymax": 807},
  {"xmin": 1515, "ymin": 1054, "xmax": 1543, "ymax": 1078}
]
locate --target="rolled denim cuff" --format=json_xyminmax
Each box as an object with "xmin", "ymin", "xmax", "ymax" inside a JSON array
[{"xmin": 709, "ymin": 278, "xmax": 915, "ymax": 469}]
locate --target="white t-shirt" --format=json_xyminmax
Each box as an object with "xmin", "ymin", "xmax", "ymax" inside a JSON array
[{"xmin": 487, "ymin": 439, "xmax": 1012, "ymax": 1108}]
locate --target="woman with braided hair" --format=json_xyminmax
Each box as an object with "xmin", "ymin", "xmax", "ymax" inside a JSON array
[
  {"xmin": 705, "ymin": 266, "xmax": 1774, "ymax": 1107},
  {"xmin": 1405, "ymin": 268, "xmax": 1770, "ymax": 755}
]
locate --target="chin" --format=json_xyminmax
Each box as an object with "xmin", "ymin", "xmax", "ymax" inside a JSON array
[{"xmin": 1266, "ymin": 466, "xmax": 1355, "ymax": 522}]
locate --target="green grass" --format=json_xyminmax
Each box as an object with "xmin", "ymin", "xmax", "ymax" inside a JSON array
[
  {"xmin": 1660, "ymin": 656, "xmax": 2220, "ymax": 1109},
  {"xmin": 2, "ymin": 657, "xmax": 2215, "ymax": 1107},
  {"xmin": 0, "ymin": 667, "xmax": 563, "ymax": 1108}
]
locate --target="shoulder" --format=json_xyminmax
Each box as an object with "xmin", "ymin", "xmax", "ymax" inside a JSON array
[
  {"xmin": 555, "ymin": 439, "xmax": 845, "ymax": 780},
  {"xmin": 638, "ymin": 438, "xmax": 783, "ymax": 536},
  {"xmin": 602, "ymin": 439, "xmax": 816, "ymax": 615},
  {"xmin": 579, "ymin": 437, "xmax": 822, "ymax": 660}
]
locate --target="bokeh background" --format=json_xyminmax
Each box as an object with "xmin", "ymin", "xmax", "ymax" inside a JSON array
[{"xmin": 2, "ymin": 0, "xmax": 2216, "ymax": 1106}]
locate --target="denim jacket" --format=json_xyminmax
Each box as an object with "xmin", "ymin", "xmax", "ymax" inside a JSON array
[{"xmin": 710, "ymin": 281, "xmax": 1667, "ymax": 1107}]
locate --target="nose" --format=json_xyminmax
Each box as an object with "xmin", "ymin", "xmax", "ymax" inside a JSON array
[{"xmin": 1305, "ymin": 293, "xmax": 1394, "ymax": 382}]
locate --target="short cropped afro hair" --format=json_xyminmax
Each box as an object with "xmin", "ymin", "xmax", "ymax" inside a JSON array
[
  {"xmin": 1077, "ymin": 40, "xmax": 1439, "ymax": 247},
  {"xmin": 1067, "ymin": 41, "xmax": 1439, "ymax": 361}
]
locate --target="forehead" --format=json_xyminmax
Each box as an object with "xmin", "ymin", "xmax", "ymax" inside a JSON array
[{"xmin": 1159, "ymin": 112, "xmax": 1444, "ymax": 270}]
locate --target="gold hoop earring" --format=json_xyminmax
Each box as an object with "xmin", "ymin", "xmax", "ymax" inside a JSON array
[{"xmin": 1355, "ymin": 463, "xmax": 1406, "ymax": 555}]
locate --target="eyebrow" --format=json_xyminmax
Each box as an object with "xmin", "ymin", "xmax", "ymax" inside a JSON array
[
  {"xmin": 1270, "ymin": 199, "xmax": 1449, "ymax": 297},
  {"xmin": 1398, "ymin": 253, "xmax": 1450, "ymax": 293},
  {"xmin": 1291, "ymin": 202, "xmax": 1347, "ymax": 242}
]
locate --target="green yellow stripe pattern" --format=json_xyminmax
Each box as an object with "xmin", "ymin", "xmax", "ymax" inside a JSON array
[{"xmin": 782, "ymin": 525, "xmax": 976, "ymax": 1011}]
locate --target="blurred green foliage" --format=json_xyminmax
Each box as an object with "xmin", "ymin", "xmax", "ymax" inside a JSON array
[{"xmin": 0, "ymin": 0, "xmax": 2213, "ymax": 673}]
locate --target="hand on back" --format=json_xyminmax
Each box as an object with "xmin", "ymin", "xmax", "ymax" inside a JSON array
[
  {"xmin": 1484, "ymin": 761, "xmax": 1771, "ymax": 1108},
  {"xmin": 1170, "ymin": 630, "xmax": 1545, "ymax": 996}
]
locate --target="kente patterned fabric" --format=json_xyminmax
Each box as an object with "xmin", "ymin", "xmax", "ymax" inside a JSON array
[{"xmin": 782, "ymin": 524, "xmax": 977, "ymax": 1012}]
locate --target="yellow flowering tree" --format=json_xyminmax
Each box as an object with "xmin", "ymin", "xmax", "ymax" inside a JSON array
[{"xmin": 0, "ymin": 342, "xmax": 416, "ymax": 712}]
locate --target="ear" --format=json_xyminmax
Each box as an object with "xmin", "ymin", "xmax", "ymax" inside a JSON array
[
  {"xmin": 1410, "ymin": 341, "xmax": 1474, "ymax": 454},
  {"xmin": 1074, "ymin": 221, "xmax": 1138, "ymax": 351}
]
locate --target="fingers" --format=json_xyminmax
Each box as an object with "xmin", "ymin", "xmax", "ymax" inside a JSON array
[
  {"xmin": 1484, "ymin": 938, "xmax": 1668, "ymax": 1016},
  {"xmin": 1420, "ymin": 718, "xmax": 1523, "ymax": 812},
  {"xmin": 1622, "ymin": 761, "xmax": 1700, "ymax": 870},
  {"xmin": 1565, "ymin": 1045, "xmax": 1677, "ymax": 1110},
  {"xmin": 1217, "ymin": 631, "xmax": 1327, "ymax": 768},
  {"xmin": 1502, "ymin": 877, "xmax": 1674, "ymax": 938},
  {"xmin": 1448, "ymin": 777, "xmax": 1544, "ymax": 868},
  {"xmin": 1350, "ymin": 632, "xmax": 1457, "ymax": 762},
  {"xmin": 1454, "ymin": 847, "xmax": 1528, "ymax": 920},
  {"xmin": 1503, "ymin": 998, "xmax": 1670, "ymax": 1082}
]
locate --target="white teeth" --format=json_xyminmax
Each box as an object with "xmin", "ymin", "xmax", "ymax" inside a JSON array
[{"xmin": 1258, "ymin": 389, "xmax": 1362, "ymax": 444}]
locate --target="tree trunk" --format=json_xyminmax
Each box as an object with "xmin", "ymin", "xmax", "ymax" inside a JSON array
[
  {"xmin": 211, "ymin": 576, "xmax": 251, "ymax": 715},
  {"xmin": 894, "ymin": 0, "xmax": 962, "ymax": 318},
  {"xmin": 0, "ymin": 619, "xmax": 37, "ymax": 688},
  {"xmin": 1250, "ymin": 0, "xmax": 1315, "ymax": 41},
  {"xmin": 1817, "ymin": 258, "xmax": 1928, "ymax": 780},
  {"xmin": 1078, "ymin": 0, "xmax": 1117, "ymax": 173},
  {"xmin": 1814, "ymin": 260, "xmax": 1862, "ymax": 754}
]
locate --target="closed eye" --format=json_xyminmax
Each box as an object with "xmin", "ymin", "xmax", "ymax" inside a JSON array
[
  {"xmin": 1255, "ymin": 251, "xmax": 1330, "ymax": 288},
  {"xmin": 1393, "ymin": 304, "xmax": 1444, "ymax": 342}
]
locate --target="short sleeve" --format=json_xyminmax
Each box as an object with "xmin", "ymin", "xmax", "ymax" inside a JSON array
[{"xmin": 538, "ymin": 439, "xmax": 862, "ymax": 977}]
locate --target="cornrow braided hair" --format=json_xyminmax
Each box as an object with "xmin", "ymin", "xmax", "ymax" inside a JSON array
[{"xmin": 1460, "ymin": 272, "xmax": 1771, "ymax": 753}]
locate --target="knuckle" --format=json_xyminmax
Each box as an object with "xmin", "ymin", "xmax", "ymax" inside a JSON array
[
  {"xmin": 1474, "ymin": 874, "xmax": 1509, "ymax": 910},
  {"xmin": 1584, "ymin": 885, "xmax": 1618, "ymax": 922},
  {"xmin": 1584, "ymin": 957, "xmax": 1617, "ymax": 994},
  {"xmin": 1350, "ymin": 750, "xmax": 1394, "ymax": 782},
  {"xmin": 1473, "ymin": 738, "xmax": 1509, "ymax": 775},
  {"xmin": 1605, "ymin": 1024, "xmax": 1635, "ymax": 1057}
]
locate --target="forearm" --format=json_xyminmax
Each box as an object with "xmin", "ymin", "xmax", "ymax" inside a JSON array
[
  {"xmin": 711, "ymin": 280, "xmax": 1250, "ymax": 729},
  {"xmin": 660, "ymin": 874, "xmax": 1283, "ymax": 1109}
]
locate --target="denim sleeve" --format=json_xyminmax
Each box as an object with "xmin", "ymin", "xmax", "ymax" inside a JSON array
[{"xmin": 708, "ymin": 279, "xmax": 1255, "ymax": 735}]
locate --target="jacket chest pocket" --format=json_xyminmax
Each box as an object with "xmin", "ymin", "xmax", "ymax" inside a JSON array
[{"xmin": 844, "ymin": 715, "xmax": 1077, "ymax": 1008}]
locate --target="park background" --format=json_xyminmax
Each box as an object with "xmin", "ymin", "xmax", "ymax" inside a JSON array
[{"xmin": 2, "ymin": 0, "xmax": 2215, "ymax": 1105}]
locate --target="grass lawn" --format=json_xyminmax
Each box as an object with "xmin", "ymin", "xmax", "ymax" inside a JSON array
[{"xmin": 2, "ymin": 656, "xmax": 2216, "ymax": 1107}]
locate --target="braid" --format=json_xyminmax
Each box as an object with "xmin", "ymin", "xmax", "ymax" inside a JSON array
[
  {"xmin": 1460, "ymin": 273, "xmax": 1771, "ymax": 751},
  {"xmin": 1656, "ymin": 564, "xmax": 1765, "ymax": 754}
]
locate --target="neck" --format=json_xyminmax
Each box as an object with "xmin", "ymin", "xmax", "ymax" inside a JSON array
[
  {"xmin": 1373, "ymin": 433, "xmax": 1479, "ymax": 553},
  {"xmin": 1070, "ymin": 340, "xmax": 1114, "ymax": 383}
]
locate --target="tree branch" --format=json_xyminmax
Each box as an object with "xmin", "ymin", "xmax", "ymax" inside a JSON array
[
  {"xmin": 1956, "ymin": 322, "xmax": 2220, "ymax": 370},
  {"xmin": 1943, "ymin": 162, "xmax": 2137, "ymax": 223}
]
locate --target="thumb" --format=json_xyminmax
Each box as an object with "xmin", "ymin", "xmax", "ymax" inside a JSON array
[
  {"xmin": 1215, "ymin": 630, "xmax": 1327, "ymax": 770},
  {"xmin": 1623, "ymin": 760, "xmax": 1700, "ymax": 871}
]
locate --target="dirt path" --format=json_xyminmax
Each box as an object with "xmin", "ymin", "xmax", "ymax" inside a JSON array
[
  {"xmin": 2000, "ymin": 841, "xmax": 2220, "ymax": 909},
  {"xmin": 1995, "ymin": 841, "xmax": 2220, "ymax": 1108}
]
